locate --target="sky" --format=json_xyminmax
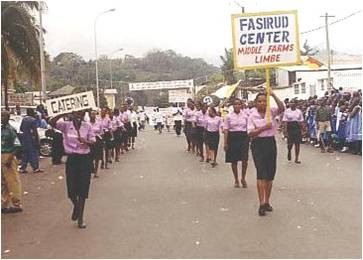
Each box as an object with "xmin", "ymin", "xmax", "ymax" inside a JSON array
[{"xmin": 42, "ymin": 0, "xmax": 363, "ymax": 66}]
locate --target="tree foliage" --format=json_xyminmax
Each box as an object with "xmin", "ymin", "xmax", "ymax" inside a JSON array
[{"xmin": 1, "ymin": 1, "xmax": 44, "ymax": 109}]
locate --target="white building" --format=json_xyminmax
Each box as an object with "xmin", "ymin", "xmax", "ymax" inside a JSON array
[{"xmin": 275, "ymin": 56, "xmax": 362, "ymax": 99}]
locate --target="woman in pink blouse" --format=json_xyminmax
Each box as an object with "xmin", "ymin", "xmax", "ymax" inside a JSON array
[
  {"xmin": 194, "ymin": 102, "xmax": 208, "ymax": 162},
  {"xmin": 51, "ymin": 110, "xmax": 96, "ymax": 228},
  {"xmin": 282, "ymin": 100, "xmax": 304, "ymax": 163},
  {"xmin": 89, "ymin": 110, "xmax": 103, "ymax": 178},
  {"xmin": 223, "ymin": 98, "xmax": 250, "ymax": 188},
  {"xmin": 205, "ymin": 106, "xmax": 222, "ymax": 167},
  {"xmin": 247, "ymin": 91, "xmax": 285, "ymax": 216}
]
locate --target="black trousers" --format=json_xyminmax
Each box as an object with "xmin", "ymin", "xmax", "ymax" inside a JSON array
[
  {"xmin": 65, "ymin": 154, "xmax": 92, "ymax": 199},
  {"xmin": 51, "ymin": 132, "xmax": 64, "ymax": 164},
  {"xmin": 175, "ymin": 120, "xmax": 182, "ymax": 135}
]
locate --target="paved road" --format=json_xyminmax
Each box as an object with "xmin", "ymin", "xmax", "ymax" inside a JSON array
[{"xmin": 2, "ymin": 127, "xmax": 361, "ymax": 258}]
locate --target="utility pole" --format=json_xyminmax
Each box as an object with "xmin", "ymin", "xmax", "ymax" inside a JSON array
[
  {"xmin": 38, "ymin": 1, "xmax": 46, "ymax": 103},
  {"xmin": 321, "ymin": 12, "xmax": 335, "ymax": 91}
]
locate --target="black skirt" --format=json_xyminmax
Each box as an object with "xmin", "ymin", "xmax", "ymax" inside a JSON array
[
  {"xmin": 125, "ymin": 122, "xmax": 132, "ymax": 137},
  {"xmin": 205, "ymin": 131, "xmax": 220, "ymax": 150},
  {"xmin": 103, "ymin": 131, "xmax": 114, "ymax": 149},
  {"xmin": 131, "ymin": 122, "xmax": 138, "ymax": 138},
  {"xmin": 184, "ymin": 122, "xmax": 197, "ymax": 142},
  {"xmin": 113, "ymin": 128, "xmax": 122, "ymax": 145},
  {"xmin": 65, "ymin": 154, "xmax": 92, "ymax": 199},
  {"xmin": 251, "ymin": 137, "xmax": 277, "ymax": 181},
  {"xmin": 90, "ymin": 136, "xmax": 103, "ymax": 161},
  {"xmin": 287, "ymin": 121, "xmax": 302, "ymax": 144},
  {"xmin": 225, "ymin": 131, "xmax": 249, "ymax": 163},
  {"xmin": 195, "ymin": 126, "xmax": 205, "ymax": 145}
]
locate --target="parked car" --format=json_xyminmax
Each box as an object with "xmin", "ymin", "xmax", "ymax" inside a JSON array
[{"xmin": 9, "ymin": 115, "xmax": 53, "ymax": 157}]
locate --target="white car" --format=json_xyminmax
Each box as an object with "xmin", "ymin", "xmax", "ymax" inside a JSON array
[{"xmin": 9, "ymin": 115, "xmax": 52, "ymax": 157}]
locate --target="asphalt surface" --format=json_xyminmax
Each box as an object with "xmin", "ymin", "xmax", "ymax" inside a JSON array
[{"xmin": 1, "ymin": 126, "xmax": 362, "ymax": 258}]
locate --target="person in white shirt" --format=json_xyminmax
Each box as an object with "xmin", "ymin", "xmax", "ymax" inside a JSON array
[
  {"xmin": 138, "ymin": 111, "xmax": 146, "ymax": 131},
  {"xmin": 154, "ymin": 108, "xmax": 164, "ymax": 134},
  {"xmin": 129, "ymin": 107, "xmax": 139, "ymax": 149},
  {"xmin": 172, "ymin": 106, "xmax": 183, "ymax": 136}
]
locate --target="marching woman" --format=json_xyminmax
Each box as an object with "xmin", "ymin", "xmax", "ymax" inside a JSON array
[
  {"xmin": 282, "ymin": 100, "xmax": 304, "ymax": 163},
  {"xmin": 120, "ymin": 105, "xmax": 131, "ymax": 151},
  {"xmin": 195, "ymin": 102, "xmax": 208, "ymax": 162},
  {"xmin": 89, "ymin": 110, "xmax": 103, "ymax": 178},
  {"xmin": 100, "ymin": 108, "xmax": 112, "ymax": 169},
  {"xmin": 115, "ymin": 108, "xmax": 126, "ymax": 155},
  {"xmin": 109, "ymin": 110, "xmax": 121, "ymax": 161},
  {"xmin": 247, "ymin": 90, "xmax": 284, "ymax": 216},
  {"xmin": 223, "ymin": 98, "xmax": 249, "ymax": 188},
  {"xmin": 183, "ymin": 99, "xmax": 197, "ymax": 153},
  {"xmin": 205, "ymin": 106, "xmax": 223, "ymax": 167},
  {"xmin": 50, "ymin": 110, "xmax": 96, "ymax": 228},
  {"xmin": 129, "ymin": 107, "xmax": 139, "ymax": 149}
]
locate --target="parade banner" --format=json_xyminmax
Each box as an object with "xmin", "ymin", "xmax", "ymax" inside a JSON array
[
  {"xmin": 231, "ymin": 10, "xmax": 301, "ymax": 70},
  {"xmin": 129, "ymin": 79, "xmax": 193, "ymax": 91},
  {"xmin": 168, "ymin": 89, "xmax": 191, "ymax": 103},
  {"xmin": 45, "ymin": 91, "xmax": 96, "ymax": 117}
]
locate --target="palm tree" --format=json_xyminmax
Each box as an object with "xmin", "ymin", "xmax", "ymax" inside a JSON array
[
  {"xmin": 1, "ymin": 1, "xmax": 43, "ymax": 109},
  {"xmin": 220, "ymin": 48, "xmax": 236, "ymax": 85}
]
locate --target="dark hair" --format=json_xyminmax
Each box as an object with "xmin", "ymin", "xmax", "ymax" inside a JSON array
[
  {"xmin": 232, "ymin": 97, "xmax": 241, "ymax": 104},
  {"xmin": 209, "ymin": 106, "xmax": 217, "ymax": 114},
  {"xmin": 255, "ymin": 92, "xmax": 267, "ymax": 101},
  {"xmin": 26, "ymin": 108, "xmax": 35, "ymax": 116}
]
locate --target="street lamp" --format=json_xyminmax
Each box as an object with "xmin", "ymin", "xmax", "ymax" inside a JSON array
[
  {"xmin": 109, "ymin": 48, "xmax": 123, "ymax": 89},
  {"xmin": 94, "ymin": 8, "xmax": 116, "ymax": 107}
]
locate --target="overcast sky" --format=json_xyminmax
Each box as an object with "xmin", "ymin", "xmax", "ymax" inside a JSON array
[{"xmin": 42, "ymin": 0, "xmax": 362, "ymax": 66}]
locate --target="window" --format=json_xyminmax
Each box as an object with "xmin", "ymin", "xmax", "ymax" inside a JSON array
[
  {"xmin": 301, "ymin": 83, "xmax": 306, "ymax": 94},
  {"xmin": 294, "ymin": 84, "xmax": 299, "ymax": 94},
  {"xmin": 318, "ymin": 79, "xmax": 324, "ymax": 91}
]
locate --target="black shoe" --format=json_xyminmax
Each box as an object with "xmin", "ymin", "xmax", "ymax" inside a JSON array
[
  {"xmin": 258, "ymin": 205, "xmax": 266, "ymax": 216},
  {"xmin": 78, "ymin": 222, "xmax": 86, "ymax": 229},
  {"xmin": 287, "ymin": 151, "xmax": 291, "ymax": 161},
  {"xmin": 5, "ymin": 207, "xmax": 23, "ymax": 214},
  {"xmin": 71, "ymin": 207, "xmax": 78, "ymax": 221},
  {"xmin": 264, "ymin": 203, "xmax": 273, "ymax": 212}
]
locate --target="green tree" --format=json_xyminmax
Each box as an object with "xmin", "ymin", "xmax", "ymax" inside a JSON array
[
  {"xmin": 1, "ymin": 1, "xmax": 44, "ymax": 109},
  {"xmin": 220, "ymin": 48, "xmax": 236, "ymax": 85}
]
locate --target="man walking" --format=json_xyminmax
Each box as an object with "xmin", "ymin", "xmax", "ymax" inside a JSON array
[
  {"xmin": 1, "ymin": 111, "xmax": 23, "ymax": 213},
  {"xmin": 19, "ymin": 108, "xmax": 43, "ymax": 173},
  {"xmin": 316, "ymin": 99, "xmax": 333, "ymax": 153}
]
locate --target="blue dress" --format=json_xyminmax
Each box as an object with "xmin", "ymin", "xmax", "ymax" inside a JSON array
[
  {"xmin": 307, "ymin": 106, "xmax": 317, "ymax": 139},
  {"xmin": 347, "ymin": 107, "xmax": 362, "ymax": 142}
]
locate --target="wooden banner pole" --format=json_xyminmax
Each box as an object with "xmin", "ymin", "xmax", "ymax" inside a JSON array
[{"xmin": 265, "ymin": 68, "xmax": 271, "ymax": 124}]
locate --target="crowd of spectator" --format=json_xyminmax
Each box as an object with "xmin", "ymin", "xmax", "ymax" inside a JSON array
[{"xmin": 281, "ymin": 87, "xmax": 362, "ymax": 155}]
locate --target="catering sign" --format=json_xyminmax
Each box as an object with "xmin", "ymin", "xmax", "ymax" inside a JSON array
[{"xmin": 45, "ymin": 91, "xmax": 96, "ymax": 117}]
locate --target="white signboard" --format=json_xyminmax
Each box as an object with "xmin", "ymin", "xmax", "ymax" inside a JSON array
[
  {"xmin": 168, "ymin": 89, "xmax": 189, "ymax": 103},
  {"xmin": 231, "ymin": 10, "xmax": 301, "ymax": 69},
  {"xmin": 129, "ymin": 79, "xmax": 193, "ymax": 91},
  {"xmin": 45, "ymin": 91, "xmax": 97, "ymax": 117}
]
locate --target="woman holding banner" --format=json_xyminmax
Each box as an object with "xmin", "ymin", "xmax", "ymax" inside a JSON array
[
  {"xmin": 223, "ymin": 98, "xmax": 250, "ymax": 188},
  {"xmin": 50, "ymin": 110, "xmax": 96, "ymax": 228},
  {"xmin": 247, "ymin": 90, "xmax": 284, "ymax": 216}
]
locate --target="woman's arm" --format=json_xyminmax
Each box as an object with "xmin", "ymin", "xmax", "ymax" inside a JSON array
[{"xmin": 270, "ymin": 90, "xmax": 285, "ymax": 114}]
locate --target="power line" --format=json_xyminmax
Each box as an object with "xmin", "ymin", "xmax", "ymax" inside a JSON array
[{"xmin": 301, "ymin": 10, "xmax": 361, "ymax": 35}]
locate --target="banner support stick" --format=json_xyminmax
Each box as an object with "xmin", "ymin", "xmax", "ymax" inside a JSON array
[{"xmin": 265, "ymin": 68, "xmax": 271, "ymax": 124}]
